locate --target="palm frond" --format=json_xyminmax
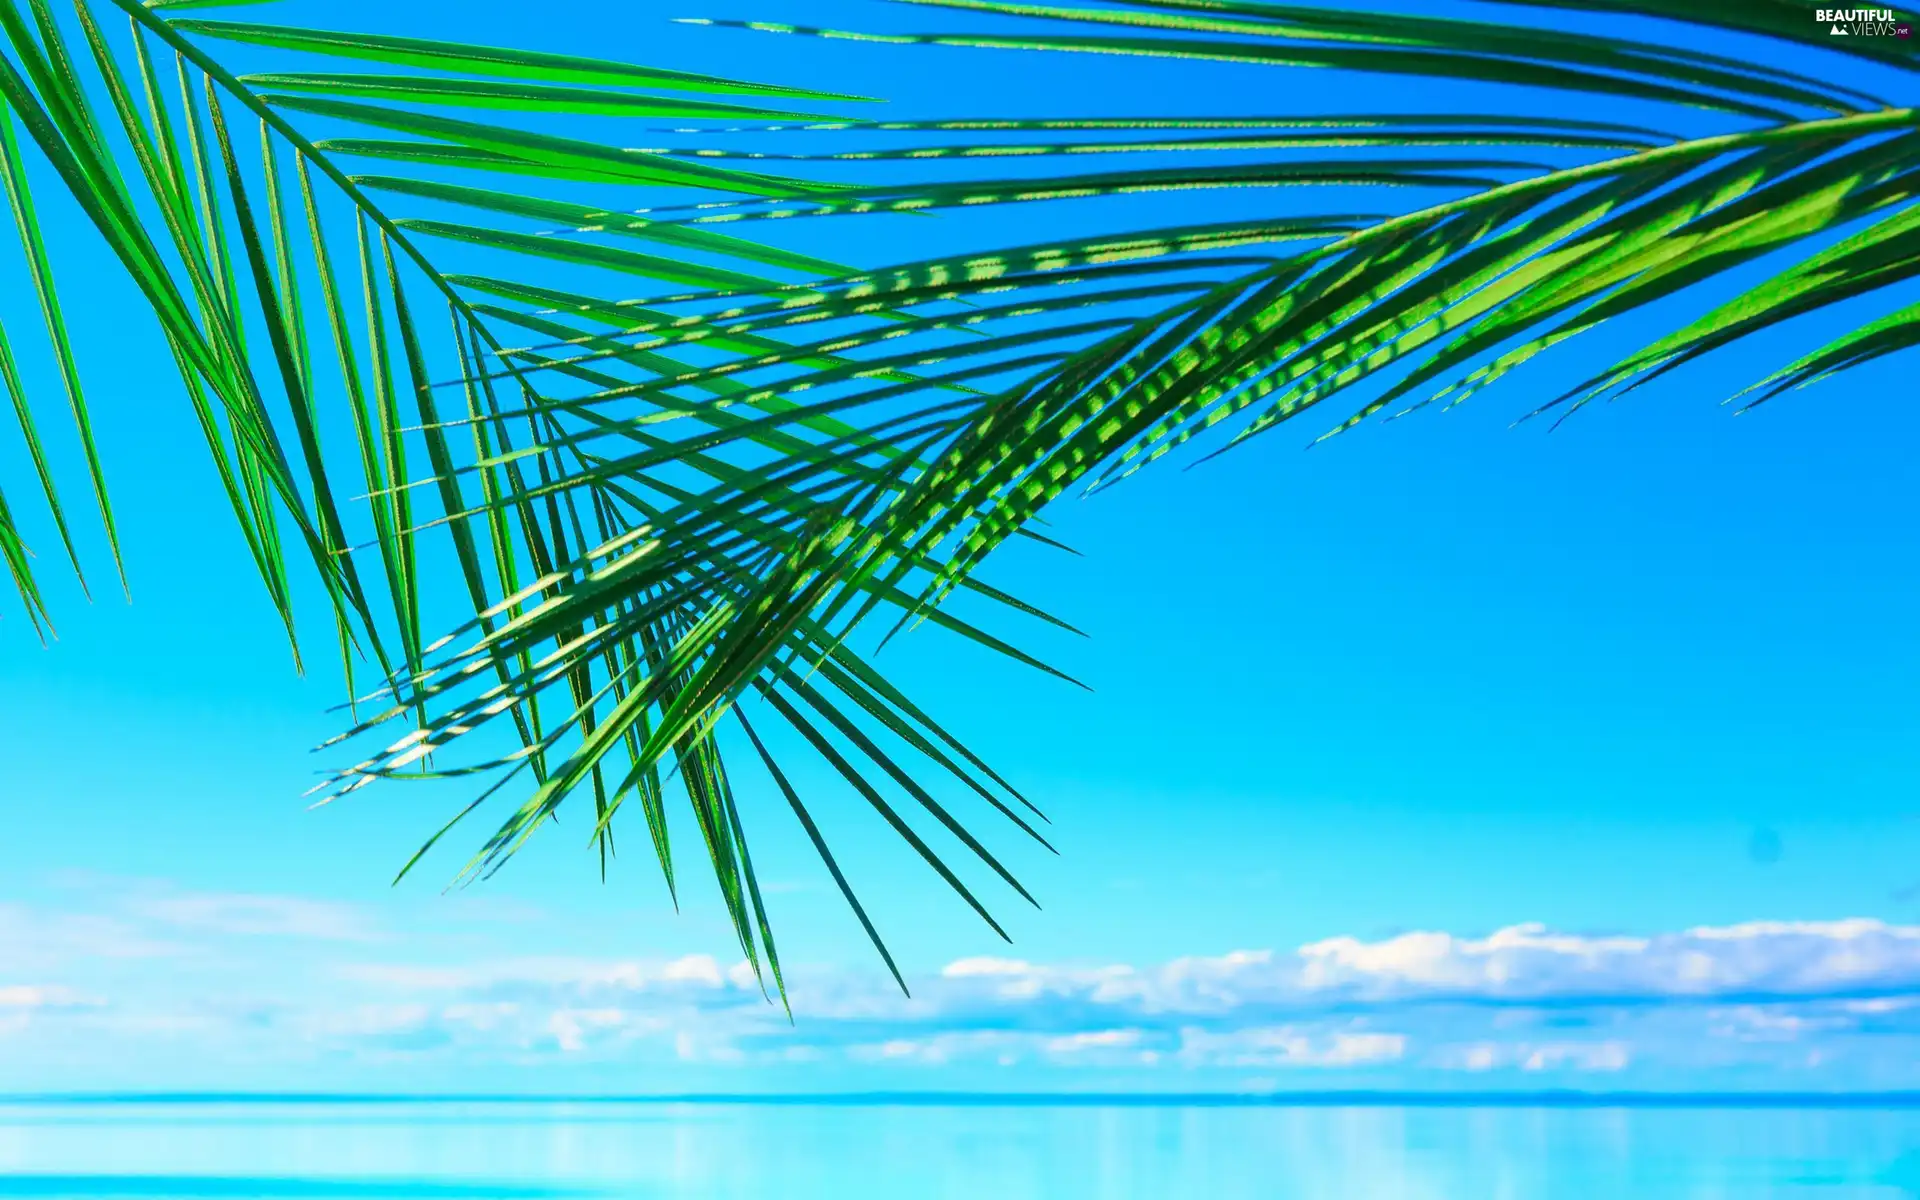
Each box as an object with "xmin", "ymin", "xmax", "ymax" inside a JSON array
[
  {"xmin": 647, "ymin": 0, "xmax": 1917, "ymax": 636},
  {"xmin": 5, "ymin": 0, "xmax": 1915, "ymax": 991},
  {"xmin": 0, "ymin": 0, "xmax": 1065, "ymax": 994}
]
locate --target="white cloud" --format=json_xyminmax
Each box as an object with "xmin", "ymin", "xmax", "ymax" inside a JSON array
[
  {"xmin": 286, "ymin": 916, "xmax": 1920, "ymax": 1078},
  {"xmin": 0, "ymin": 985, "xmax": 98, "ymax": 1010},
  {"xmin": 1045, "ymin": 1029, "xmax": 1142, "ymax": 1054},
  {"xmin": 1297, "ymin": 925, "xmax": 1651, "ymax": 992},
  {"xmin": 1177, "ymin": 1026, "xmax": 1408, "ymax": 1068},
  {"xmin": 918, "ymin": 919, "xmax": 1920, "ymax": 1016},
  {"xmin": 308, "ymin": 1004, "xmax": 435, "ymax": 1038},
  {"xmin": 942, "ymin": 957, "xmax": 1032, "ymax": 979},
  {"xmin": 136, "ymin": 890, "xmax": 377, "ymax": 942},
  {"xmin": 9, "ymin": 896, "xmax": 1920, "ymax": 1087},
  {"xmin": 1437, "ymin": 1040, "xmax": 1630, "ymax": 1073},
  {"xmin": 673, "ymin": 1029, "xmax": 746, "ymax": 1064},
  {"xmin": 660, "ymin": 955, "xmax": 726, "ymax": 987},
  {"xmin": 1523, "ymin": 1042, "xmax": 1630, "ymax": 1072},
  {"xmin": 1844, "ymin": 997, "xmax": 1916, "ymax": 1015},
  {"xmin": 0, "ymin": 984, "xmax": 102, "ymax": 1046},
  {"xmin": 848, "ymin": 1031, "xmax": 1027, "ymax": 1067},
  {"xmin": 547, "ymin": 1007, "xmax": 629, "ymax": 1052},
  {"xmin": 1289, "ymin": 919, "xmax": 1920, "ymax": 1001},
  {"xmin": 338, "ymin": 953, "xmax": 744, "ymax": 995},
  {"xmin": 0, "ymin": 904, "xmax": 184, "ymax": 967}
]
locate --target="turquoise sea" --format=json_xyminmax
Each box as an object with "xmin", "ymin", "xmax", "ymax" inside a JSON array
[{"xmin": 1, "ymin": 1098, "xmax": 1917, "ymax": 1198}]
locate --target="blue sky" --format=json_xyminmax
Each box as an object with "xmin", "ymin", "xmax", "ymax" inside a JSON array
[{"xmin": 2, "ymin": 0, "xmax": 1919, "ymax": 1093}]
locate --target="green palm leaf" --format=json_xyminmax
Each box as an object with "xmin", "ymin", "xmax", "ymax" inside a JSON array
[
  {"xmin": 0, "ymin": 0, "xmax": 1066, "ymax": 996},
  {"xmin": 5, "ymin": 0, "xmax": 1916, "ymax": 996}
]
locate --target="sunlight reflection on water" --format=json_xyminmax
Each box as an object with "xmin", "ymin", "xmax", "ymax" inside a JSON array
[{"xmin": 0, "ymin": 1101, "xmax": 1915, "ymax": 1199}]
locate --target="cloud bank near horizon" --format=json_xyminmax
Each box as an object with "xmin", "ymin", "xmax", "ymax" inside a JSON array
[{"xmin": 4, "ymin": 882, "xmax": 1917, "ymax": 1089}]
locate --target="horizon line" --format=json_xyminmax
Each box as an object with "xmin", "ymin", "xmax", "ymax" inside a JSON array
[{"xmin": 7, "ymin": 1090, "xmax": 1920, "ymax": 1110}]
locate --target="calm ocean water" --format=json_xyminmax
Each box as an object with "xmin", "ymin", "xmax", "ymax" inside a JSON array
[{"xmin": 0, "ymin": 1099, "xmax": 1916, "ymax": 1198}]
